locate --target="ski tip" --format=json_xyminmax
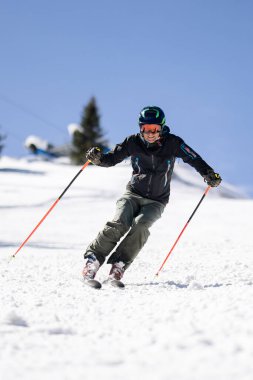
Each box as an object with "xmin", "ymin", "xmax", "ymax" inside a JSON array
[
  {"xmin": 110, "ymin": 280, "xmax": 125, "ymax": 288},
  {"xmin": 84, "ymin": 279, "xmax": 102, "ymax": 289}
]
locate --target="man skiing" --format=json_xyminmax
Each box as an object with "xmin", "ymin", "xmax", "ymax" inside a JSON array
[{"xmin": 82, "ymin": 106, "xmax": 221, "ymax": 287}]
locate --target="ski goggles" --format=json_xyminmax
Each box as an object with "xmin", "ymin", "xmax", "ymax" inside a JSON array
[{"xmin": 141, "ymin": 124, "xmax": 162, "ymax": 134}]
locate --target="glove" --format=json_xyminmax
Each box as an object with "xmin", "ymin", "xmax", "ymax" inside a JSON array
[
  {"xmin": 203, "ymin": 170, "xmax": 222, "ymax": 187},
  {"xmin": 86, "ymin": 147, "xmax": 102, "ymax": 165}
]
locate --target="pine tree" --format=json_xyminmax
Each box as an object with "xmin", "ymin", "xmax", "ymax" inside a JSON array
[
  {"xmin": 71, "ymin": 97, "xmax": 107, "ymax": 164},
  {"xmin": 0, "ymin": 127, "xmax": 6, "ymax": 158}
]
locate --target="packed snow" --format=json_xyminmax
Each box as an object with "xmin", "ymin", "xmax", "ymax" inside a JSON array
[{"xmin": 0, "ymin": 156, "xmax": 252, "ymax": 380}]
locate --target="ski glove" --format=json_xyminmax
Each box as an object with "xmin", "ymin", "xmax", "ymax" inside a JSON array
[
  {"xmin": 203, "ymin": 170, "xmax": 222, "ymax": 187},
  {"xmin": 86, "ymin": 147, "xmax": 102, "ymax": 165}
]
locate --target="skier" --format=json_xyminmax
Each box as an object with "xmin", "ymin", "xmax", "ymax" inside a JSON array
[{"xmin": 82, "ymin": 106, "xmax": 221, "ymax": 287}]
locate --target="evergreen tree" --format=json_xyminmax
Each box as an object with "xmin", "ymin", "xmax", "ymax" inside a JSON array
[
  {"xmin": 71, "ymin": 97, "xmax": 107, "ymax": 164},
  {"xmin": 0, "ymin": 127, "xmax": 6, "ymax": 158}
]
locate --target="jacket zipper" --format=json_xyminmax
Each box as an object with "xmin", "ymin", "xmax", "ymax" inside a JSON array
[
  {"xmin": 164, "ymin": 160, "xmax": 171, "ymax": 187},
  {"xmin": 146, "ymin": 154, "xmax": 155, "ymax": 196},
  {"xmin": 135, "ymin": 157, "xmax": 140, "ymax": 173}
]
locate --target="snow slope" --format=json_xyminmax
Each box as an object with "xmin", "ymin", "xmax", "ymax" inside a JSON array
[{"xmin": 0, "ymin": 156, "xmax": 253, "ymax": 380}]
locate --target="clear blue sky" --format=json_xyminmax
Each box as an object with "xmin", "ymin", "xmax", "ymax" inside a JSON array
[{"xmin": 1, "ymin": 0, "xmax": 253, "ymax": 193}]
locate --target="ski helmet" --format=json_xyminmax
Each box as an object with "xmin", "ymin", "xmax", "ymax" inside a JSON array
[{"xmin": 138, "ymin": 106, "xmax": 166, "ymax": 127}]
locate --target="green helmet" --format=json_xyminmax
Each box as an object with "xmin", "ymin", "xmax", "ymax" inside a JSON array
[{"xmin": 138, "ymin": 106, "xmax": 166, "ymax": 127}]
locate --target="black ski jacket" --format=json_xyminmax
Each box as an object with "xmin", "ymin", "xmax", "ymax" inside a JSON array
[{"xmin": 99, "ymin": 132, "xmax": 213, "ymax": 205}]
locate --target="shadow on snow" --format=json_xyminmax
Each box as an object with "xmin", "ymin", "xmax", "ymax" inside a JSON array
[
  {"xmin": 0, "ymin": 168, "xmax": 45, "ymax": 175},
  {"xmin": 127, "ymin": 280, "xmax": 232, "ymax": 289}
]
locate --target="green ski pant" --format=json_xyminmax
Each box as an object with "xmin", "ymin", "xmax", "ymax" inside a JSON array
[{"xmin": 84, "ymin": 190, "xmax": 165, "ymax": 269}]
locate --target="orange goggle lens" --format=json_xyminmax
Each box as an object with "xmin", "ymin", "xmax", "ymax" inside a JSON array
[{"xmin": 141, "ymin": 125, "xmax": 162, "ymax": 134}]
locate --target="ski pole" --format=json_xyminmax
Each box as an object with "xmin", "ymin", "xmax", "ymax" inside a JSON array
[
  {"xmin": 155, "ymin": 185, "xmax": 211, "ymax": 277},
  {"xmin": 10, "ymin": 160, "xmax": 90, "ymax": 260}
]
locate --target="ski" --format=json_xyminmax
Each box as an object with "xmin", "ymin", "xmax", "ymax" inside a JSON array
[
  {"xmin": 103, "ymin": 279, "xmax": 125, "ymax": 288},
  {"xmin": 110, "ymin": 279, "xmax": 125, "ymax": 288},
  {"xmin": 83, "ymin": 279, "xmax": 102, "ymax": 289}
]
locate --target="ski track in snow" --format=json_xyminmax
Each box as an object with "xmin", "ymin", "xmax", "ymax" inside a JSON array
[{"xmin": 0, "ymin": 157, "xmax": 253, "ymax": 380}]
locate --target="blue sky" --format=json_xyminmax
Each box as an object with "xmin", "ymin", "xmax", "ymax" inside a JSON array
[{"xmin": 1, "ymin": 0, "xmax": 253, "ymax": 193}]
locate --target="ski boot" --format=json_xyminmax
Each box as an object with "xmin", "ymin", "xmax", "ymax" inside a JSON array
[
  {"xmin": 82, "ymin": 254, "xmax": 101, "ymax": 289},
  {"xmin": 107, "ymin": 261, "xmax": 125, "ymax": 288}
]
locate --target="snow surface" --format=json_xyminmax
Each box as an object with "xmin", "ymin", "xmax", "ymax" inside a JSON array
[{"xmin": 0, "ymin": 156, "xmax": 253, "ymax": 380}]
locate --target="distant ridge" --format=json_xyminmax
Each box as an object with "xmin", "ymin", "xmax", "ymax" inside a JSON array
[{"xmin": 173, "ymin": 163, "xmax": 249, "ymax": 199}]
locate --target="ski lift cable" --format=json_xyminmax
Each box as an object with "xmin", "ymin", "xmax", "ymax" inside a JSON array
[
  {"xmin": 0, "ymin": 123, "xmax": 34, "ymax": 144},
  {"xmin": 0, "ymin": 93, "xmax": 66, "ymax": 135}
]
